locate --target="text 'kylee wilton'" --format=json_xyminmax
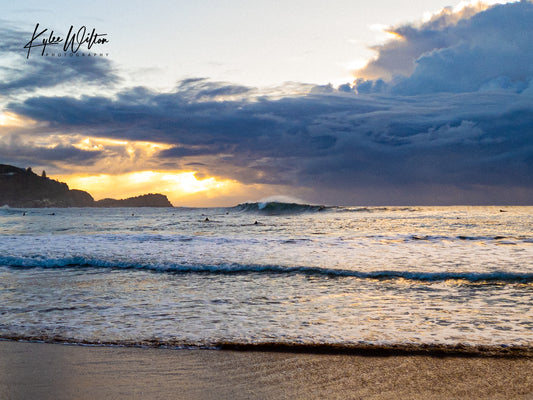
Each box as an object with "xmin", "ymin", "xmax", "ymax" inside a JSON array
[{"xmin": 24, "ymin": 23, "xmax": 109, "ymax": 58}]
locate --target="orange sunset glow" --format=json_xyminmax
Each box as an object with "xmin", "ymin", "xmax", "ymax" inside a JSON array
[
  {"xmin": 56, "ymin": 171, "xmax": 279, "ymax": 207},
  {"xmin": 0, "ymin": 112, "xmax": 36, "ymax": 128},
  {"xmin": 1, "ymin": 112, "xmax": 289, "ymax": 206}
]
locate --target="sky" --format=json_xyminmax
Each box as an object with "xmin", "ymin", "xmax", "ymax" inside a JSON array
[{"xmin": 1, "ymin": 0, "xmax": 532, "ymax": 206}]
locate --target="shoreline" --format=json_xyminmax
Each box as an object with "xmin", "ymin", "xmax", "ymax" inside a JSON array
[
  {"xmin": 1, "ymin": 335, "xmax": 532, "ymax": 358},
  {"xmin": 1, "ymin": 340, "xmax": 532, "ymax": 399}
]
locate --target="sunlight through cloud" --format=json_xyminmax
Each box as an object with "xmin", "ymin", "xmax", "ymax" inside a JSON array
[{"xmin": 59, "ymin": 170, "xmax": 238, "ymax": 204}]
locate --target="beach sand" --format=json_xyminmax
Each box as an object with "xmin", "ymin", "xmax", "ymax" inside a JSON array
[{"xmin": 0, "ymin": 340, "xmax": 531, "ymax": 399}]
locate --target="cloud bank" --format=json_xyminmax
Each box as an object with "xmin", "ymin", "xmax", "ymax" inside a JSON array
[
  {"xmin": 2, "ymin": 2, "xmax": 533, "ymax": 205},
  {"xmin": 355, "ymin": 1, "xmax": 533, "ymax": 95}
]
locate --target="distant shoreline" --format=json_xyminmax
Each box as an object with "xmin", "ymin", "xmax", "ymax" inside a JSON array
[{"xmin": 1, "ymin": 164, "xmax": 173, "ymax": 208}]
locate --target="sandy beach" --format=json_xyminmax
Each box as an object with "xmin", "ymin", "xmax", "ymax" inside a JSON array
[{"xmin": 0, "ymin": 340, "xmax": 531, "ymax": 399}]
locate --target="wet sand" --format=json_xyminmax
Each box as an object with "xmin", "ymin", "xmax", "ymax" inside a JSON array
[{"xmin": 0, "ymin": 340, "xmax": 532, "ymax": 399}]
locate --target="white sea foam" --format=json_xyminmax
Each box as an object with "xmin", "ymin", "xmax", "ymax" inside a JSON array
[{"xmin": 1, "ymin": 206, "xmax": 532, "ymax": 348}]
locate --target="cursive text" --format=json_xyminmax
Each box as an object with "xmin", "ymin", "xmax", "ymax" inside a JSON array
[{"xmin": 24, "ymin": 23, "xmax": 109, "ymax": 58}]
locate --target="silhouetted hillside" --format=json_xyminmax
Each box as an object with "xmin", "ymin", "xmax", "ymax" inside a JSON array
[
  {"xmin": 95, "ymin": 194, "xmax": 173, "ymax": 207},
  {"xmin": 0, "ymin": 164, "xmax": 173, "ymax": 208},
  {"xmin": 0, "ymin": 165, "xmax": 94, "ymax": 207}
]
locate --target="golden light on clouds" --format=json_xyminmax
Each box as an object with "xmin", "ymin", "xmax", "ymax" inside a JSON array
[
  {"xmin": 0, "ymin": 112, "xmax": 36, "ymax": 128},
  {"xmin": 0, "ymin": 112, "xmax": 18, "ymax": 127},
  {"xmin": 160, "ymin": 172, "xmax": 229, "ymax": 194},
  {"xmin": 72, "ymin": 137, "xmax": 172, "ymax": 156},
  {"xmin": 49, "ymin": 135, "xmax": 177, "ymax": 175},
  {"xmin": 383, "ymin": 30, "xmax": 404, "ymax": 41},
  {"xmin": 2, "ymin": 121, "xmax": 295, "ymax": 206}
]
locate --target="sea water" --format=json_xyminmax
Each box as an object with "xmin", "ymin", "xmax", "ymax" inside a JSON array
[{"xmin": 0, "ymin": 204, "xmax": 532, "ymax": 352}]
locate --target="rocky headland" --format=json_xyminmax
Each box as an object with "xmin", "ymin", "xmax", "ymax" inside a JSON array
[{"xmin": 0, "ymin": 164, "xmax": 173, "ymax": 208}]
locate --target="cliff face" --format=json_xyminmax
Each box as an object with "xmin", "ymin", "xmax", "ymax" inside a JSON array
[
  {"xmin": 0, "ymin": 165, "xmax": 95, "ymax": 207},
  {"xmin": 0, "ymin": 165, "xmax": 173, "ymax": 208}
]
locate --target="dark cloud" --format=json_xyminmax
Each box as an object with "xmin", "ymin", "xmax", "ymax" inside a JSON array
[
  {"xmin": 4, "ymin": 2, "xmax": 533, "ymax": 205},
  {"xmin": 0, "ymin": 141, "xmax": 102, "ymax": 167},
  {"xmin": 10, "ymin": 81, "xmax": 533, "ymax": 203},
  {"xmin": 355, "ymin": 4, "xmax": 488, "ymax": 81},
  {"xmin": 356, "ymin": 1, "xmax": 533, "ymax": 95},
  {"xmin": 175, "ymin": 78, "xmax": 252, "ymax": 100}
]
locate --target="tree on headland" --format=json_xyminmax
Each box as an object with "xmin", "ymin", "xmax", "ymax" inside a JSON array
[{"xmin": 0, "ymin": 164, "xmax": 173, "ymax": 207}]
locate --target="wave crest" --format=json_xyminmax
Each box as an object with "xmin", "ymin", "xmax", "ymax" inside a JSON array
[
  {"xmin": 234, "ymin": 201, "xmax": 329, "ymax": 214},
  {"xmin": 2, "ymin": 335, "xmax": 531, "ymax": 357},
  {"xmin": 1, "ymin": 256, "xmax": 531, "ymax": 284}
]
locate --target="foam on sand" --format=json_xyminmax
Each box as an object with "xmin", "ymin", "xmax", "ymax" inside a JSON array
[{"xmin": 0, "ymin": 340, "xmax": 532, "ymax": 400}]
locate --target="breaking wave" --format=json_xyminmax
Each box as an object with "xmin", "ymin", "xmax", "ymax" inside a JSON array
[
  {"xmin": 1, "ymin": 335, "xmax": 531, "ymax": 357},
  {"xmin": 234, "ymin": 201, "xmax": 330, "ymax": 214},
  {"xmin": 230, "ymin": 203, "xmax": 424, "ymax": 214},
  {"xmin": 1, "ymin": 256, "xmax": 531, "ymax": 284}
]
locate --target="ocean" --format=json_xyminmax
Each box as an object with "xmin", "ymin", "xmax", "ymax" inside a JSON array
[{"xmin": 1, "ymin": 203, "xmax": 532, "ymax": 355}]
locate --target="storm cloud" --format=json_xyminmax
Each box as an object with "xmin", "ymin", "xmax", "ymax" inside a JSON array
[
  {"xmin": 3, "ymin": 2, "xmax": 533, "ymax": 205},
  {"xmin": 355, "ymin": 1, "xmax": 533, "ymax": 95}
]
